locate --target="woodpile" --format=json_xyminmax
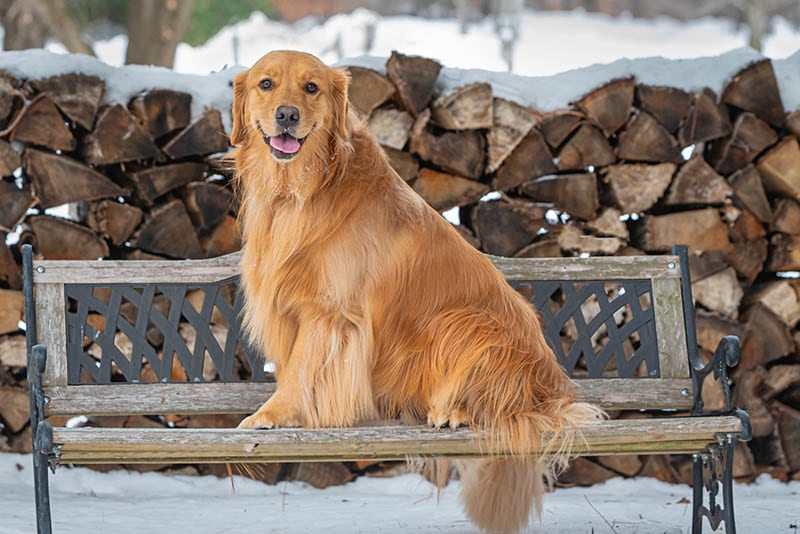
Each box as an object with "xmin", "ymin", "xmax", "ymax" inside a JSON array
[{"xmin": 3, "ymin": 52, "xmax": 800, "ymax": 485}]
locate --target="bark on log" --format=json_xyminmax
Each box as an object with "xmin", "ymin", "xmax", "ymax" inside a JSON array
[
  {"xmin": 162, "ymin": 109, "xmax": 229, "ymax": 159},
  {"xmin": 83, "ymin": 104, "xmax": 163, "ymax": 165},
  {"xmin": 29, "ymin": 73, "xmax": 105, "ymax": 130},
  {"xmin": 603, "ymin": 162, "xmax": 675, "ymax": 213},
  {"xmin": 617, "ymin": 110, "xmax": 681, "ymax": 163},
  {"xmin": 29, "ymin": 215, "xmax": 109, "ymax": 260},
  {"xmin": 664, "ymin": 156, "xmax": 732, "ymax": 206},
  {"xmin": 385, "ymin": 51, "xmax": 442, "ymax": 117},
  {"xmin": 132, "ymin": 199, "xmax": 203, "ymax": 259},
  {"xmin": 9, "ymin": 94, "xmax": 76, "ymax": 152},
  {"xmin": 0, "ymin": 186, "xmax": 34, "ymax": 232},
  {"xmin": 493, "ymin": 129, "xmax": 556, "ymax": 190},
  {"xmin": 575, "ymin": 78, "xmax": 634, "ymax": 136},
  {"xmin": 430, "ymin": 83, "xmax": 493, "ymax": 130},
  {"xmin": 87, "ymin": 200, "xmax": 143, "ymax": 246},
  {"xmin": 128, "ymin": 162, "xmax": 207, "ymax": 206},
  {"xmin": 721, "ymin": 59, "xmax": 785, "ymax": 127},
  {"xmin": 24, "ymin": 149, "xmax": 125, "ymax": 209},
  {"xmin": 521, "ymin": 173, "xmax": 598, "ymax": 220},
  {"xmin": 182, "ymin": 182, "xmax": 236, "ymax": 231},
  {"xmin": 129, "ymin": 89, "xmax": 192, "ymax": 140},
  {"xmin": 471, "ymin": 199, "xmax": 548, "ymax": 257},
  {"xmin": 345, "ymin": 66, "xmax": 396, "ymax": 118},
  {"xmin": 486, "ymin": 98, "xmax": 538, "ymax": 173},
  {"xmin": 636, "ymin": 85, "xmax": 692, "ymax": 134},
  {"xmin": 413, "ymin": 168, "xmax": 489, "ymax": 211}
]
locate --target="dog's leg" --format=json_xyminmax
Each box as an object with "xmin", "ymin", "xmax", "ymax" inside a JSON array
[
  {"xmin": 426, "ymin": 381, "xmax": 471, "ymax": 431},
  {"xmin": 237, "ymin": 353, "xmax": 306, "ymax": 429}
]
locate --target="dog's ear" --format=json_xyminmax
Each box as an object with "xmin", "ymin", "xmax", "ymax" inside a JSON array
[
  {"xmin": 230, "ymin": 70, "xmax": 249, "ymax": 146},
  {"xmin": 329, "ymin": 67, "xmax": 351, "ymax": 144}
]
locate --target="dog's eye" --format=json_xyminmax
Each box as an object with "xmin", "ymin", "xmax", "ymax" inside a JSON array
[
  {"xmin": 305, "ymin": 82, "xmax": 318, "ymax": 95},
  {"xmin": 259, "ymin": 79, "xmax": 273, "ymax": 91}
]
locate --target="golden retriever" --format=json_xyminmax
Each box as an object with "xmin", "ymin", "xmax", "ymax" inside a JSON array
[{"xmin": 230, "ymin": 50, "xmax": 602, "ymax": 533}]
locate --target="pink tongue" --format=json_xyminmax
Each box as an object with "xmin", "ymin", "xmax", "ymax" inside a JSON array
[{"xmin": 270, "ymin": 135, "xmax": 301, "ymax": 153}]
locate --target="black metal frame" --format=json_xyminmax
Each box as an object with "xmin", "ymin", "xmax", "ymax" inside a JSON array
[
  {"xmin": 23, "ymin": 244, "xmax": 53, "ymax": 534},
  {"xmin": 673, "ymin": 245, "xmax": 753, "ymax": 534}
]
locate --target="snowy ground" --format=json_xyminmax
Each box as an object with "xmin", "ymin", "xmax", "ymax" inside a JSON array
[{"xmin": 2, "ymin": 452, "xmax": 799, "ymax": 533}]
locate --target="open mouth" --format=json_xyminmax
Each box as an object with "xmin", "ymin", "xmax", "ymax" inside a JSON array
[{"xmin": 257, "ymin": 122, "xmax": 307, "ymax": 160}]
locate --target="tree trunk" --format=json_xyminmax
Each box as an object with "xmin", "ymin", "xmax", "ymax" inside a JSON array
[
  {"xmin": 1, "ymin": 0, "xmax": 48, "ymax": 50},
  {"xmin": 125, "ymin": 0, "xmax": 194, "ymax": 68}
]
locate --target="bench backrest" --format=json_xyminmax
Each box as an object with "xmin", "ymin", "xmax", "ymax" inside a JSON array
[{"xmin": 24, "ymin": 247, "xmax": 697, "ymax": 418}]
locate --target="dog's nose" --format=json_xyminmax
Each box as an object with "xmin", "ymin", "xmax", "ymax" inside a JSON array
[{"xmin": 275, "ymin": 105, "xmax": 300, "ymax": 128}]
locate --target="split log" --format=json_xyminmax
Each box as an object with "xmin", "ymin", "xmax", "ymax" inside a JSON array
[
  {"xmin": 182, "ymin": 182, "xmax": 236, "ymax": 230},
  {"xmin": 603, "ymin": 162, "xmax": 675, "ymax": 213},
  {"xmin": 87, "ymin": 200, "xmax": 143, "ymax": 246},
  {"xmin": 345, "ymin": 66, "xmax": 395, "ymax": 118},
  {"xmin": 585, "ymin": 208, "xmax": 629, "ymax": 240},
  {"xmin": 688, "ymin": 250, "xmax": 729, "ymax": 282},
  {"xmin": 756, "ymin": 136, "xmax": 800, "ymax": 202},
  {"xmin": 0, "ymin": 240, "xmax": 21, "ymax": 289},
  {"xmin": 521, "ymin": 173, "xmax": 598, "ymax": 220},
  {"xmin": 0, "ymin": 75, "xmax": 24, "ymax": 131},
  {"xmin": 83, "ymin": 104, "xmax": 163, "ymax": 165},
  {"xmin": 29, "ymin": 73, "xmax": 105, "ymax": 130},
  {"xmin": 382, "ymin": 146, "xmax": 418, "ymax": 181},
  {"xmin": 128, "ymin": 162, "xmax": 207, "ymax": 205},
  {"xmin": 292, "ymin": 462, "xmax": 353, "ymax": 489},
  {"xmin": 636, "ymin": 85, "xmax": 692, "ymax": 134},
  {"xmin": 368, "ymin": 108, "xmax": 414, "ymax": 150},
  {"xmin": 617, "ymin": 110, "xmax": 681, "ymax": 163},
  {"xmin": 0, "ymin": 187, "xmax": 34, "ymax": 232},
  {"xmin": 695, "ymin": 310, "xmax": 747, "ymax": 354},
  {"xmin": 557, "ymin": 124, "xmax": 615, "ymax": 171},
  {"xmin": 129, "ymin": 89, "xmax": 192, "ymax": 140},
  {"xmin": 9, "ymin": 94, "xmax": 76, "ymax": 152},
  {"xmin": 691, "ymin": 266, "xmax": 742, "ymax": 318},
  {"xmin": 0, "ymin": 386, "xmax": 29, "ymax": 432},
  {"xmin": 202, "ymin": 215, "xmax": 241, "ymax": 258},
  {"xmin": 741, "ymin": 304, "xmax": 794, "ymax": 366},
  {"xmin": 678, "ymin": 89, "xmax": 732, "ymax": 145},
  {"xmin": 162, "ymin": 109, "xmax": 229, "ymax": 159},
  {"xmin": 731, "ymin": 369, "xmax": 774, "ymax": 436},
  {"xmin": 132, "ymin": 199, "xmax": 203, "ymax": 259},
  {"xmin": 663, "ymin": 156, "xmax": 732, "ymax": 206},
  {"xmin": 706, "ymin": 112, "xmax": 778, "ymax": 175},
  {"xmin": 786, "ymin": 109, "xmax": 800, "ymax": 137},
  {"xmin": 24, "ymin": 149, "xmax": 125, "ymax": 209},
  {"xmin": 385, "ymin": 51, "xmax": 442, "ymax": 116},
  {"xmin": 557, "ymin": 224, "xmax": 625, "ymax": 255},
  {"xmin": 412, "ymin": 168, "xmax": 488, "ymax": 211},
  {"xmin": 746, "ymin": 281, "xmax": 800, "ymax": 328},
  {"xmin": 430, "ymin": 83, "xmax": 493, "ymax": 130},
  {"xmin": 514, "ymin": 239, "xmax": 562, "ymax": 258},
  {"xmin": 721, "ymin": 59, "xmax": 784, "ymax": 127},
  {"xmin": 0, "ymin": 335, "xmax": 26, "ymax": 367},
  {"xmin": 0, "ymin": 139, "xmax": 21, "ymax": 177},
  {"xmin": 575, "ymin": 78, "xmax": 634, "ymax": 136},
  {"xmin": 762, "ymin": 365, "xmax": 800, "ymax": 400},
  {"xmin": 486, "ymin": 98, "xmax": 538, "ymax": 173},
  {"xmin": 0, "ymin": 289, "xmax": 23, "ymax": 335},
  {"xmin": 771, "ymin": 198, "xmax": 800, "ymax": 234},
  {"xmin": 729, "ymin": 165, "xmax": 772, "ymax": 224},
  {"xmin": 454, "ymin": 224, "xmax": 481, "ymax": 250},
  {"xmin": 726, "ymin": 238, "xmax": 767, "ymax": 284},
  {"xmin": 539, "ymin": 111, "xmax": 584, "ymax": 150},
  {"xmin": 597, "ymin": 455, "xmax": 642, "ymax": 477},
  {"xmin": 411, "ymin": 110, "xmax": 485, "ymax": 179},
  {"xmin": 560, "ymin": 458, "xmax": 616, "ymax": 486},
  {"xmin": 471, "ymin": 199, "xmax": 548, "ymax": 257},
  {"xmin": 636, "ymin": 208, "xmax": 731, "ymax": 252},
  {"xmin": 767, "ymin": 233, "xmax": 800, "ymax": 272},
  {"xmin": 777, "ymin": 404, "xmax": 800, "ymax": 471},
  {"xmin": 493, "ymin": 129, "xmax": 555, "ymax": 190},
  {"xmin": 29, "ymin": 215, "xmax": 110, "ymax": 260}
]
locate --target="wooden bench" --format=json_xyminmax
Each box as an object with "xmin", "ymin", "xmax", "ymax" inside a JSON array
[{"xmin": 22, "ymin": 243, "xmax": 751, "ymax": 533}]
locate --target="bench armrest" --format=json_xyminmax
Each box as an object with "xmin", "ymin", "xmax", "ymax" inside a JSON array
[{"xmin": 691, "ymin": 335, "xmax": 739, "ymax": 416}]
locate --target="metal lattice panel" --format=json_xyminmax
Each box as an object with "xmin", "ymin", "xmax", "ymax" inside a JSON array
[
  {"xmin": 65, "ymin": 277, "xmax": 266, "ymax": 385},
  {"xmin": 511, "ymin": 279, "xmax": 658, "ymax": 379}
]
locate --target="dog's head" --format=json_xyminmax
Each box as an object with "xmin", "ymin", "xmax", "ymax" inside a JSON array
[{"xmin": 230, "ymin": 50, "xmax": 350, "ymax": 164}]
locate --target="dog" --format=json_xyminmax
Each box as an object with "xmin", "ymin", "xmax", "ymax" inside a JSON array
[{"xmin": 230, "ymin": 50, "xmax": 602, "ymax": 533}]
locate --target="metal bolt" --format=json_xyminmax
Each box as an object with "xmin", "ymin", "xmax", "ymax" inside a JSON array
[
  {"xmin": 36, "ymin": 266, "xmax": 45, "ymax": 273},
  {"xmin": 681, "ymin": 388, "xmax": 690, "ymax": 396},
  {"xmin": 668, "ymin": 262, "xmax": 676, "ymax": 269}
]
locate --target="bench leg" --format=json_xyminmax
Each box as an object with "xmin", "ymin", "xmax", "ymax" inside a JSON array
[
  {"xmin": 28, "ymin": 345, "xmax": 53, "ymax": 534},
  {"xmin": 692, "ymin": 435, "xmax": 736, "ymax": 533}
]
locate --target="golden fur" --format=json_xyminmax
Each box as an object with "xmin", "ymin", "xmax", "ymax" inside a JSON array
[{"xmin": 231, "ymin": 50, "xmax": 602, "ymax": 533}]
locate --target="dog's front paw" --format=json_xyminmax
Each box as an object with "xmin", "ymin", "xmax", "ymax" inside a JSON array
[
  {"xmin": 237, "ymin": 409, "xmax": 302, "ymax": 429},
  {"xmin": 426, "ymin": 407, "xmax": 470, "ymax": 431}
]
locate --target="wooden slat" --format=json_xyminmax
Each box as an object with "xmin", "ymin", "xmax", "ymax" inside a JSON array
[
  {"xmin": 33, "ymin": 253, "xmax": 682, "ymax": 285},
  {"xmin": 34, "ymin": 283, "xmax": 67, "ymax": 386},
  {"xmin": 51, "ymin": 416, "xmax": 742, "ymax": 464},
  {"xmin": 651, "ymin": 277, "xmax": 691, "ymax": 378},
  {"xmin": 43, "ymin": 378, "xmax": 693, "ymax": 417}
]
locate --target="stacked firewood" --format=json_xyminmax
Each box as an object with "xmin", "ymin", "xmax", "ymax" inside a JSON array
[{"xmin": 2, "ymin": 53, "xmax": 800, "ymax": 486}]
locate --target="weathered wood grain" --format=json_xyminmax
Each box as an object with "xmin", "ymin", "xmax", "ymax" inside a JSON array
[
  {"xmin": 34, "ymin": 283, "xmax": 67, "ymax": 386},
  {"xmin": 651, "ymin": 277, "xmax": 691, "ymax": 379}
]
